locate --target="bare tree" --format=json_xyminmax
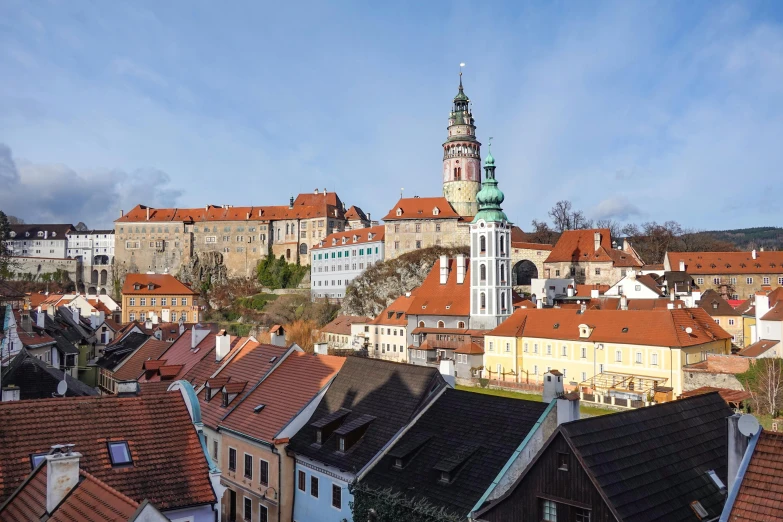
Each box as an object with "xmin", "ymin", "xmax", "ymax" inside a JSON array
[
  {"xmin": 529, "ymin": 219, "xmax": 560, "ymax": 244},
  {"xmin": 548, "ymin": 200, "xmax": 573, "ymax": 233},
  {"xmin": 595, "ymin": 219, "xmax": 622, "ymax": 239},
  {"xmin": 740, "ymin": 358, "xmax": 783, "ymax": 417}
]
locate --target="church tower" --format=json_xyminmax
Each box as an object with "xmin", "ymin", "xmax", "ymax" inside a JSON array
[
  {"xmin": 469, "ymin": 144, "xmax": 512, "ymax": 330},
  {"xmin": 443, "ymin": 72, "xmax": 481, "ymax": 217}
]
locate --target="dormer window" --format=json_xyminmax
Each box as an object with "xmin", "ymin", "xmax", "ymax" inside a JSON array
[
  {"xmin": 394, "ymin": 458, "xmax": 403, "ymax": 469},
  {"xmin": 578, "ymin": 324, "xmax": 593, "ymax": 339},
  {"xmin": 37, "ymin": 231, "xmax": 44, "ymax": 237},
  {"xmin": 332, "ymin": 238, "xmax": 337, "ymax": 245},
  {"xmin": 8, "ymin": 231, "xmax": 15, "ymax": 238},
  {"xmin": 342, "ymin": 237, "xmax": 347, "ymax": 244},
  {"xmin": 147, "ymin": 283, "xmax": 154, "ymax": 291},
  {"xmin": 396, "ymin": 208, "xmax": 403, "ymax": 216},
  {"xmin": 439, "ymin": 471, "xmax": 451, "ymax": 483},
  {"xmin": 334, "ymin": 414, "xmax": 376, "ymax": 453},
  {"xmin": 353, "ymin": 235, "xmax": 358, "ymax": 242},
  {"xmin": 310, "ymin": 408, "xmax": 352, "ymax": 445},
  {"xmin": 433, "ymin": 207, "xmax": 440, "ymax": 216}
]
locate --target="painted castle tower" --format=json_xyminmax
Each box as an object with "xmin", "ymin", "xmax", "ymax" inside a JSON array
[
  {"xmin": 469, "ymin": 144, "xmax": 512, "ymax": 330},
  {"xmin": 442, "ymin": 72, "xmax": 481, "ymax": 217}
]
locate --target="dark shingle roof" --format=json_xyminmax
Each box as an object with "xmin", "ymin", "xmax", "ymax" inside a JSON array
[
  {"xmin": 361, "ymin": 389, "xmax": 548, "ymax": 517},
  {"xmin": 287, "ymin": 358, "xmax": 447, "ymax": 473},
  {"xmin": 1, "ymin": 349, "xmax": 98, "ymax": 399},
  {"xmin": 95, "ymin": 333, "xmax": 150, "ymax": 370}
]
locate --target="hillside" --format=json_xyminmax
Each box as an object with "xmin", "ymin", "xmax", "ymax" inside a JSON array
[{"xmin": 698, "ymin": 227, "xmax": 783, "ymax": 251}]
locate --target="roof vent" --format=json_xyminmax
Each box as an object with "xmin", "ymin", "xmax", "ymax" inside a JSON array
[
  {"xmin": 270, "ymin": 356, "xmax": 277, "ymax": 363},
  {"xmin": 254, "ymin": 404, "xmax": 265, "ymax": 413}
]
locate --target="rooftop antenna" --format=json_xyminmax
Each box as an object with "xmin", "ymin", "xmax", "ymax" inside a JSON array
[
  {"xmin": 488, "ymin": 136, "xmax": 493, "ymax": 153},
  {"xmin": 400, "ymin": 187, "xmax": 404, "ymax": 199}
]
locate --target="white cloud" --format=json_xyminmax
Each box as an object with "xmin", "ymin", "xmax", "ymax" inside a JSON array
[
  {"xmin": 0, "ymin": 144, "xmax": 182, "ymax": 228},
  {"xmin": 590, "ymin": 197, "xmax": 642, "ymax": 221}
]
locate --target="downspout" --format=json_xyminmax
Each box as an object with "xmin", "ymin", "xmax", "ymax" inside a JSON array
[
  {"xmin": 719, "ymin": 427, "xmax": 762, "ymax": 522},
  {"xmin": 273, "ymin": 444, "xmax": 282, "ymax": 522},
  {"xmin": 469, "ymin": 400, "xmax": 556, "ymax": 519}
]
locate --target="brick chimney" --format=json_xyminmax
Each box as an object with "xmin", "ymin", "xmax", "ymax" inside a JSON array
[{"xmin": 46, "ymin": 445, "xmax": 81, "ymax": 514}]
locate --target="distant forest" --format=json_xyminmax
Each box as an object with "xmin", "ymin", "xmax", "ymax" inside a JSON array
[{"xmin": 697, "ymin": 227, "xmax": 783, "ymax": 251}]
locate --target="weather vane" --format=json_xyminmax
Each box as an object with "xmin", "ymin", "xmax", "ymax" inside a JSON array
[{"xmin": 488, "ymin": 136, "xmax": 493, "ymax": 152}]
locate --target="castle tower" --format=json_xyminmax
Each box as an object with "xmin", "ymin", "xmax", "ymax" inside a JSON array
[
  {"xmin": 443, "ymin": 72, "xmax": 481, "ymax": 217},
  {"xmin": 469, "ymin": 144, "xmax": 512, "ymax": 330}
]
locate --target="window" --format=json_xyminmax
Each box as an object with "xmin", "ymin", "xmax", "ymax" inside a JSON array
[
  {"xmin": 582, "ymin": 372, "xmax": 587, "ymax": 381},
  {"xmin": 140, "ymin": 298, "xmax": 146, "ymax": 306},
  {"xmin": 480, "ymin": 235, "xmax": 487, "ymax": 253},
  {"xmin": 259, "ymin": 504, "xmax": 268, "ymax": 522},
  {"xmin": 779, "ymin": 277, "xmax": 783, "ymax": 285},
  {"xmin": 229, "ymin": 448, "xmax": 237, "ymax": 471},
  {"xmin": 129, "ymin": 298, "xmax": 136, "ymax": 306},
  {"xmin": 458, "ymin": 321, "xmax": 465, "ymax": 329},
  {"xmin": 615, "ymin": 350, "xmax": 622, "ymax": 362},
  {"xmin": 534, "ymin": 343, "xmax": 539, "ymax": 354},
  {"xmin": 182, "ymin": 298, "xmax": 188, "ymax": 306},
  {"xmin": 561, "ymin": 345, "xmax": 567, "ymax": 356},
  {"xmin": 729, "ymin": 319, "xmax": 735, "ymax": 326},
  {"xmin": 171, "ymin": 298, "xmax": 178, "ymax": 306},
  {"xmin": 697, "ymin": 277, "xmax": 704, "ymax": 284},
  {"xmin": 244, "ymin": 497, "xmax": 252, "ymax": 521},
  {"xmin": 243, "ymin": 453, "xmax": 253, "ymax": 479},
  {"xmin": 575, "ymin": 508, "xmax": 591, "ymax": 522},
  {"xmin": 523, "ymin": 343, "xmax": 528, "ymax": 353},
  {"xmin": 595, "ymin": 268, "xmax": 601, "ymax": 276},
  {"xmin": 160, "ymin": 297, "xmax": 167, "ymax": 306},
  {"xmin": 747, "ymin": 277, "xmax": 753, "ymax": 284},
  {"xmin": 557, "ymin": 452, "xmax": 568, "ymax": 471},
  {"xmin": 311, "ymin": 475, "xmax": 319, "ymax": 498},
  {"xmin": 298, "ymin": 470, "xmax": 306, "ymax": 491},
  {"xmin": 108, "ymin": 441, "xmax": 132, "ymax": 466},
  {"xmin": 581, "ymin": 347, "xmax": 587, "ymax": 358},
  {"xmin": 129, "ymin": 312, "xmax": 135, "ymax": 321},
  {"xmin": 150, "ymin": 298, "xmax": 157, "ymax": 307},
  {"xmin": 546, "ymin": 344, "xmax": 552, "ymax": 355},
  {"xmin": 533, "ymin": 365, "xmax": 538, "ymax": 375},
  {"xmin": 213, "ymin": 440, "xmax": 218, "ymax": 459},
  {"xmin": 332, "ymin": 484, "xmax": 342, "ymax": 510},
  {"xmin": 506, "ymin": 342, "xmax": 510, "ymax": 352},
  {"xmin": 651, "ymin": 353, "xmax": 658, "ymax": 366},
  {"xmin": 635, "ymin": 352, "xmax": 642, "ymax": 364},
  {"xmin": 541, "ymin": 499, "xmax": 557, "ymax": 521},
  {"xmin": 713, "ymin": 277, "xmax": 721, "ymax": 285},
  {"xmin": 489, "ymin": 341, "xmax": 494, "ymax": 352}
]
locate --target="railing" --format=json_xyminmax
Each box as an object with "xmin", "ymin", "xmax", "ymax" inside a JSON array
[{"xmin": 580, "ymin": 391, "xmax": 656, "ymax": 410}]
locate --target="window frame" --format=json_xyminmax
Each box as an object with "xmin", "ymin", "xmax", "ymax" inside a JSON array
[
  {"xmin": 259, "ymin": 458, "xmax": 269, "ymax": 486},
  {"xmin": 310, "ymin": 475, "xmax": 319, "ymax": 498},
  {"xmin": 331, "ymin": 483, "xmax": 342, "ymax": 510},
  {"xmin": 107, "ymin": 441, "xmax": 133, "ymax": 467},
  {"xmin": 298, "ymin": 469, "xmax": 306, "ymax": 492},
  {"xmin": 243, "ymin": 496, "xmax": 252, "ymax": 521},
  {"xmin": 243, "ymin": 453, "xmax": 253, "ymax": 480},
  {"xmin": 228, "ymin": 447, "xmax": 237, "ymax": 472}
]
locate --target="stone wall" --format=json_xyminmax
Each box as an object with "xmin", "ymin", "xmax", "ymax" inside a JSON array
[
  {"xmin": 683, "ymin": 369, "xmax": 745, "ymax": 392},
  {"xmin": 384, "ymin": 219, "xmax": 470, "ymax": 260},
  {"xmin": 10, "ymin": 257, "xmax": 79, "ymax": 285}
]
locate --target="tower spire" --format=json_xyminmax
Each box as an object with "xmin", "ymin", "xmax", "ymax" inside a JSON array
[
  {"xmin": 459, "ymin": 62, "xmax": 465, "ymax": 90},
  {"xmin": 472, "ymin": 143, "xmax": 508, "ymax": 223}
]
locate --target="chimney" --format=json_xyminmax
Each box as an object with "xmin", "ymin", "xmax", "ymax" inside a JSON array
[
  {"xmin": 314, "ymin": 188, "xmax": 319, "ymax": 194},
  {"xmin": 146, "ymin": 207, "xmax": 150, "ymax": 221},
  {"xmin": 116, "ymin": 381, "xmax": 140, "ymax": 397},
  {"xmin": 556, "ymin": 394, "xmax": 580, "ymax": 425},
  {"xmin": 289, "ymin": 196, "xmax": 294, "ymax": 209},
  {"xmin": 755, "ymin": 292, "xmax": 770, "ymax": 322},
  {"xmin": 323, "ymin": 188, "xmax": 327, "ymax": 196},
  {"xmin": 456, "ymin": 254, "xmax": 466, "ymax": 284},
  {"xmin": 191, "ymin": 325, "xmax": 210, "ymax": 349},
  {"xmin": 2, "ymin": 385, "xmax": 20, "ymax": 402},
  {"xmin": 593, "ymin": 232, "xmax": 601, "ymax": 252},
  {"xmin": 270, "ymin": 326, "xmax": 286, "ymax": 347},
  {"xmin": 439, "ymin": 359, "xmax": 456, "ymax": 388},
  {"xmin": 752, "ymin": 249, "xmax": 757, "ymax": 260},
  {"xmin": 727, "ymin": 414, "xmax": 757, "ymax": 496},
  {"xmin": 120, "ymin": 209, "xmax": 124, "ymax": 217},
  {"xmin": 36, "ymin": 306, "xmax": 45, "ymax": 329},
  {"xmin": 151, "ymin": 313, "xmax": 159, "ymax": 325},
  {"xmin": 145, "ymin": 318, "xmax": 153, "ymax": 330},
  {"xmin": 590, "ymin": 287, "xmax": 600, "ymax": 298},
  {"xmin": 543, "ymin": 370, "xmax": 565, "ymax": 403},
  {"xmin": 89, "ymin": 312, "xmax": 100, "ymax": 329},
  {"xmin": 46, "ymin": 445, "xmax": 81, "ymax": 514},
  {"xmin": 216, "ymin": 330, "xmax": 231, "ymax": 362},
  {"xmin": 439, "ymin": 255, "xmax": 449, "ymax": 285},
  {"xmin": 678, "ymin": 260, "xmax": 685, "ymax": 271},
  {"xmin": 537, "ymin": 299, "xmax": 543, "ymax": 309},
  {"xmin": 567, "ymin": 285, "xmax": 575, "ymax": 297},
  {"xmin": 620, "ymin": 295, "xmax": 628, "ymax": 311},
  {"xmin": 580, "ymin": 302, "xmax": 587, "ymax": 314}
]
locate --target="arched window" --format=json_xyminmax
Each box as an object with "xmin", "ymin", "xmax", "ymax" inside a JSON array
[
  {"xmin": 480, "ymin": 264, "xmax": 487, "ymax": 282},
  {"xmin": 458, "ymin": 321, "xmax": 465, "ymax": 329},
  {"xmin": 285, "ymin": 223, "xmax": 289, "ymax": 235},
  {"xmin": 500, "ymin": 263, "xmax": 505, "ymax": 283},
  {"xmin": 437, "ymin": 321, "xmax": 445, "ymax": 329},
  {"xmin": 480, "ymin": 292, "xmax": 486, "ymax": 310},
  {"xmin": 418, "ymin": 321, "xmax": 425, "ymax": 328},
  {"xmin": 480, "ymin": 236, "xmax": 486, "ymax": 253},
  {"xmin": 299, "ymin": 243, "xmax": 308, "ymax": 255}
]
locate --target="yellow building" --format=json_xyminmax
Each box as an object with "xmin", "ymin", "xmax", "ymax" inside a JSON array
[
  {"xmin": 121, "ymin": 273, "xmax": 199, "ymax": 323},
  {"xmin": 484, "ymin": 307, "xmax": 731, "ymax": 399}
]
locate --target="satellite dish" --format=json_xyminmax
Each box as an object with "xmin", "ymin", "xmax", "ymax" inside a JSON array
[
  {"xmin": 738, "ymin": 414, "xmax": 760, "ymax": 437},
  {"xmin": 685, "ymin": 327, "xmax": 693, "ymax": 334},
  {"xmin": 56, "ymin": 380, "xmax": 68, "ymax": 396}
]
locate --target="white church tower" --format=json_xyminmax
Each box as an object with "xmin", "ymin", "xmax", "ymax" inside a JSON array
[{"xmin": 469, "ymin": 143, "xmax": 512, "ymax": 330}]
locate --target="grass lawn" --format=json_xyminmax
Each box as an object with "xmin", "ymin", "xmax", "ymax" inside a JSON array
[{"xmin": 455, "ymin": 385, "xmax": 614, "ymax": 417}]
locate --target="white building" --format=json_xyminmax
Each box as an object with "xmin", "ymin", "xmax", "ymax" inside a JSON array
[
  {"xmin": 469, "ymin": 147, "xmax": 513, "ymax": 330},
  {"xmin": 66, "ymin": 229, "xmax": 115, "ymax": 295},
  {"xmin": 530, "ymin": 277, "xmax": 576, "ymax": 306},
  {"xmin": 310, "ymin": 225, "xmax": 385, "ymax": 301},
  {"xmin": 6, "ymin": 224, "xmax": 73, "ymax": 259},
  {"xmin": 605, "ymin": 271, "xmax": 664, "ymax": 299}
]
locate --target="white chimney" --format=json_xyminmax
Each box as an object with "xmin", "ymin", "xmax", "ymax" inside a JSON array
[
  {"xmin": 567, "ymin": 286, "xmax": 575, "ymax": 297},
  {"xmin": 439, "ymin": 255, "xmax": 449, "ymax": 285},
  {"xmin": 151, "ymin": 313, "xmax": 159, "ymax": 325},
  {"xmin": 456, "ymin": 254, "xmax": 466, "ymax": 285},
  {"xmin": 593, "ymin": 232, "xmax": 601, "ymax": 252},
  {"xmin": 216, "ymin": 330, "xmax": 231, "ymax": 362},
  {"xmin": 591, "ymin": 288, "xmax": 600, "ymax": 298},
  {"xmin": 667, "ymin": 303, "xmax": 674, "ymax": 310},
  {"xmin": 752, "ymin": 249, "xmax": 757, "ymax": 260},
  {"xmin": 270, "ymin": 326, "xmax": 286, "ymax": 347},
  {"xmin": 679, "ymin": 260, "xmax": 685, "ymax": 271},
  {"xmin": 439, "ymin": 359, "xmax": 455, "ymax": 388},
  {"xmin": 537, "ymin": 299, "xmax": 543, "ymax": 309},
  {"xmin": 71, "ymin": 307, "xmax": 80, "ymax": 323},
  {"xmin": 2, "ymin": 386, "xmax": 20, "ymax": 402},
  {"xmin": 556, "ymin": 394, "xmax": 580, "ymax": 425},
  {"xmin": 120, "ymin": 209, "xmax": 124, "ymax": 217},
  {"xmin": 46, "ymin": 446, "xmax": 82, "ymax": 514},
  {"xmin": 755, "ymin": 292, "xmax": 770, "ymax": 322},
  {"xmin": 543, "ymin": 370, "xmax": 565, "ymax": 403},
  {"xmin": 89, "ymin": 312, "xmax": 100, "ymax": 329},
  {"xmin": 314, "ymin": 188, "xmax": 319, "ymax": 194},
  {"xmin": 146, "ymin": 207, "xmax": 150, "ymax": 220},
  {"xmin": 36, "ymin": 306, "xmax": 45, "ymax": 329},
  {"xmin": 620, "ymin": 295, "xmax": 628, "ymax": 311},
  {"xmin": 191, "ymin": 325, "xmax": 210, "ymax": 349}
]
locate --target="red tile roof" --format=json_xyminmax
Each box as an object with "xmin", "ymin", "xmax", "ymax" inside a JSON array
[
  {"xmin": 182, "ymin": 336, "xmax": 253, "ymax": 389},
  {"xmin": 511, "ymin": 241, "xmax": 553, "ymax": 251},
  {"xmin": 679, "ymin": 386, "xmax": 751, "ymax": 404},
  {"xmin": 370, "ymin": 295, "xmax": 415, "ymax": 326},
  {"xmin": 0, "ymin": 393, "xmax": 216, "ymax": 510},
  {"xmin": 0, "ymin": 464, "xmax": 141, "ymax": 522},
  {"xmin": 545, "ymin": 229, "xmax": 643, "ymax": 267},
  {"xmin": 729, "ymin": 430, "xmax": 783, "ymax": 521},
  {"xmin": 112, "ymin": 339, "xmax": 171, "ymax": 381},
  {"xmin": 140, "ymin": 329, "xmax": 235, "ymax": 383},
  {"xmin": 513, "ymin": 299, "xmax": 536, "ymax": 309},
  {"xmin": 667, "ymin": 251, "xmax": 783, "ymax": 275},
  {"xmin": 760, "ymin": 287, "xmax": 783, "ymax": 321},
  {"xmin": 382, "ymin": 197, "xmax": 462, "ymax": 221},
  {"xmin": 488, "ymin": 307, "xmax": 732, "ymax": 347},
  {"xmin": 219, "ymin": 352, "xmax": 345, "ymax": 442},
  {"xmin": 198, "ymin": 343, "xmax": 288, "ymax": 429},
  {"xmin": 406, "ymin": 257, "xmax": 471, "ymax": 317},
  {"xmin": 320, "ymin": 315, "xmax": 367, "ymax": 335},
  {"xmin": 344, "ymin": 206, "xmax": 368, "ymax": 221},
  {"xmin": 455, "ymin": 342, "xmax": 484, "ymax": 355},
  {"xmin": 121, "ymin": 274, "xmax": 197, "ymax": 296},
  {"xmin": 573, "ymin": 284, "xmax": 611, "ymax": 297},
  {"xmin": 312, "ymin": 225, "xmax": 385, "ymax": 250},
  {"xmin": 685, "ymin": 354, "xmax": 751, "ymax": 374},
  {"xmin": 740, "ymin": 340, "xmax": 781, "ymax": 358},
  {"xmin": 11, "ymin": 310, "xmax": 56, "ymax": 348}
]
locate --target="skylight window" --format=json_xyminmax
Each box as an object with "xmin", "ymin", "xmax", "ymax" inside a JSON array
[
  {"xmin": 108, "ymin": 441, "xmax": 132, "ymax": 466},
  {"xmin": 254, "ymin": 404, "xmax": 266, "ymax": 413},
  {"xmin": 30, "ymin": 453, "xmax": 47, "ymax": 470}
]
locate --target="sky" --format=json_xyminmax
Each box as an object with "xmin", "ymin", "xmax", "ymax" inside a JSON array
[{"xmin": 1, "ymin": 0, "xmax": 782, "ymax": 230}]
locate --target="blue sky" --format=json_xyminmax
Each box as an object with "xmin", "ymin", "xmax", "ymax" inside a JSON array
[{"xmin": 1, "ymin": 0, "xmax": 782, "ymax": 230}]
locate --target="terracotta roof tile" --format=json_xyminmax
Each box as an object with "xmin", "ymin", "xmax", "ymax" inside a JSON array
[
  {"xmin": 740, "ymin": 340, "xmax": 781, "ymax": 358},
  {"xmin": 679, "ymin": 386, "xmax": 751, "ymax": 404},
  {"xmin": 685, "ymin": 354, "xmax": 751, "ymax": 374},
  {"xmin": 370, "ymin": 295, "xmax": 415, "ymax": 326},
  {"xmin": 488, "ymin": 307, "xmax": 732, "ymax": 347},
  {"xmin": 139, "ymin": 329, "xmax": 225, "ymax": 383},
  {"xmin": 112, "ymin": 339, "xmax": 171, "ymax": 381},
  {"xmin": 545, "ymin": 229, "xmax": 643, "ymax": 267},
  {"xmin": 219, "ymin": 352, "xmax": 345, "ymax": 442},
  {"xmin": 667, "ymin": 251, "xmax": 783, "ymax": 275},
  {"xmin": 407, "ymin": 258, "xmax": 470, "ymax": 316},
  {"xmin": 0, "ymin": 393, "xmax": 215, "ymax": 510},
  {"xmin": 729, "ymin": 430, "xmax": 783, "ymax": 521},
  {"xmin": 511, "ymin": 241, "xmax": 553, "ymax": 251},
  {"xmin": 121, "ymin": 274, "xmax": 197, "ymax": 296},
  {"xmin": 320, "ymin": 315, "xmax": 368, "ymax": 335},
  {"xmin": 382, "ymin": 197, "xmax": 462, "ymax": 221},
  {"xmin": 312, "ymin": 225, "xmax": 385, "ymax": 250},
  {"xmin": 344, "ymin": 206, "xmax": 368, "ymax": 221},
  {"xmin": 181, "ymin": 336, "xmax": 251, "ymax": 388}
]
